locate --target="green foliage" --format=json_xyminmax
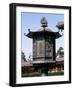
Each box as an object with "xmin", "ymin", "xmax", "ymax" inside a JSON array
[
  {"xmin": 56, "ymin": 47, "xmax": 64, "ymax": 58},
  {"xmin": 48, "ymin": 72, "xmax": 64, "ymax": 76},
  {"xmin": 21, "ymin": 51, "xmax": 26, "ymax": 61}
]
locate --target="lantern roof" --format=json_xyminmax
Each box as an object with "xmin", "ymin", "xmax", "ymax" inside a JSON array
[{"xmin": 25, "ymin": 17, "xmax": 62, "ymax": 39}]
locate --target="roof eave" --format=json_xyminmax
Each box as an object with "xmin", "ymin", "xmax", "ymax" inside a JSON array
[{"xmin": 26, "ymin": 31, "xmax": 62, "ymax": 39}]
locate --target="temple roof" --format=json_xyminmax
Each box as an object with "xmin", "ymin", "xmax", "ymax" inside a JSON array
[
  {"xmin": 30, "ymin": 60, "xmax": 56, "ymax": 64},
  {"xmin": 56, "ymin": 21, "xmax": 64, "ymax": 30}
]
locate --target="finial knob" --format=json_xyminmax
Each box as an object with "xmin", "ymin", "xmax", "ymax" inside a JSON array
[{"xmin": 41, "ymin": 17, "xmax": 48, "ymax": 28}]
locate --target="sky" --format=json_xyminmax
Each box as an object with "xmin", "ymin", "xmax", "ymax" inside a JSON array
[{"xmin": 21, "ymin": 12, "xmax": 64, "ymax": 60}]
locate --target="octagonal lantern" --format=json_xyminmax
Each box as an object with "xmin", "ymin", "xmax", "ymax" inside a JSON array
[{"xmin": 25, "ymin": 17, "xmax": 61, "ymax": 63}]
